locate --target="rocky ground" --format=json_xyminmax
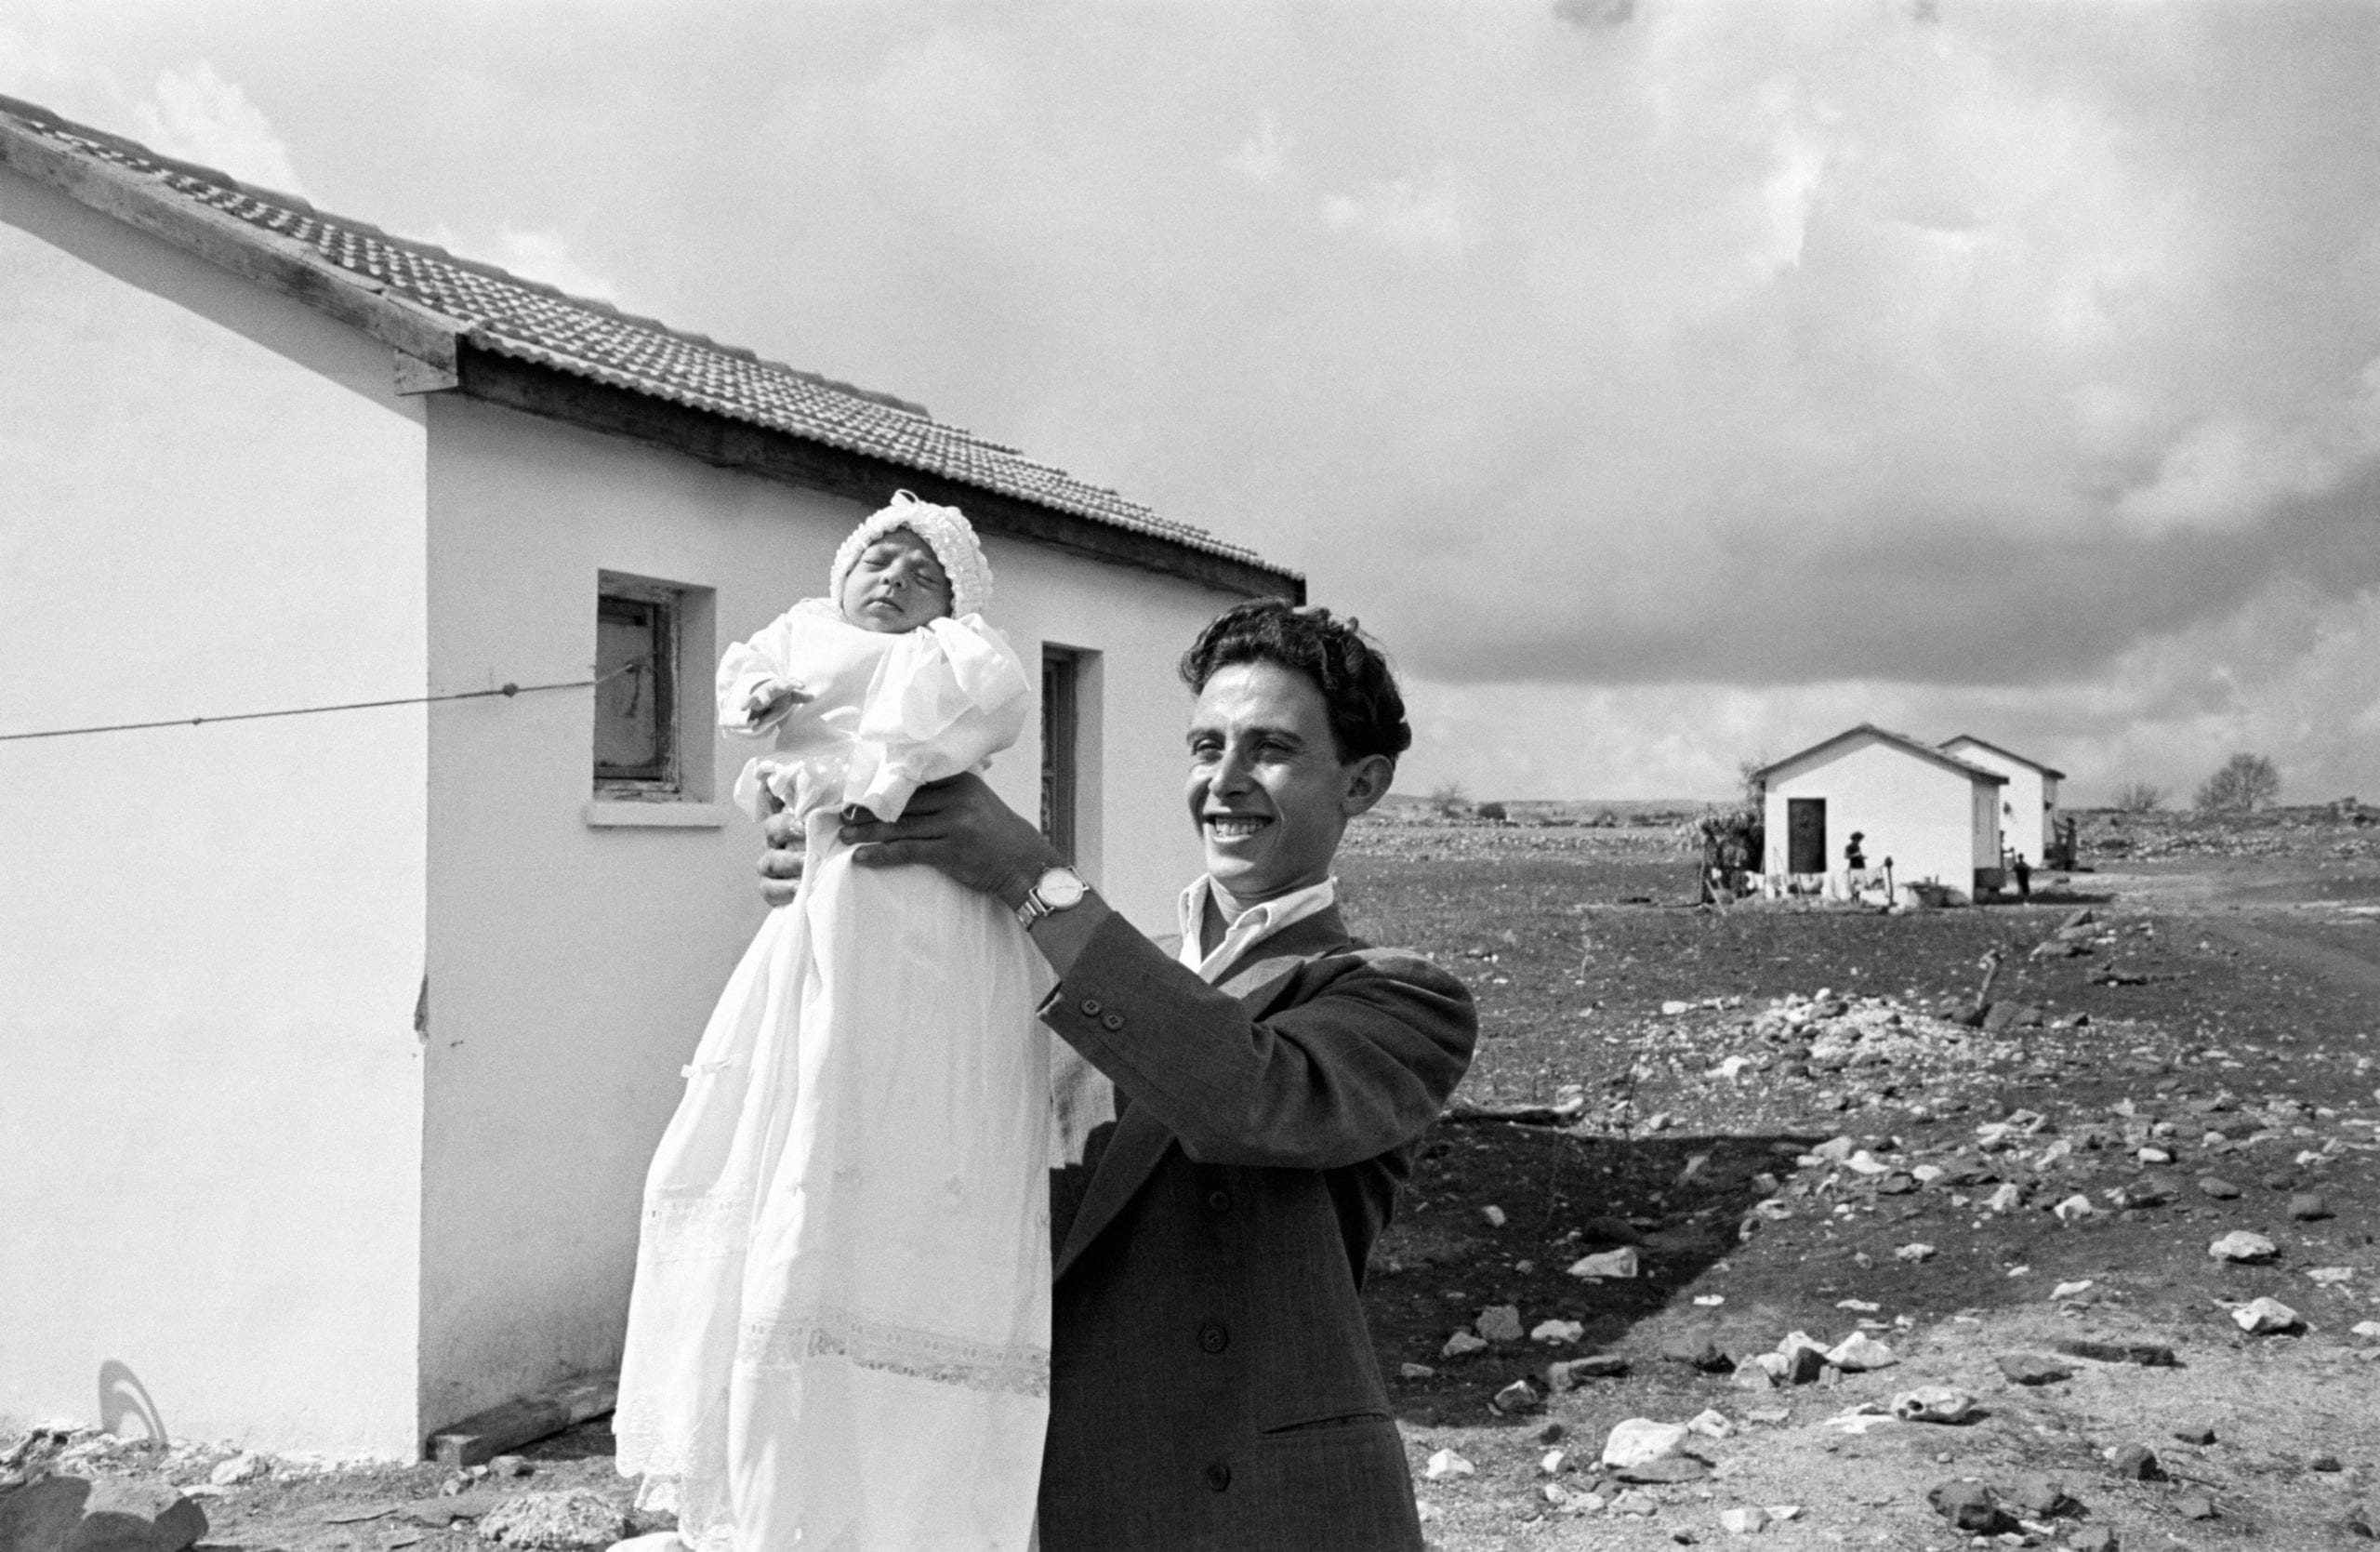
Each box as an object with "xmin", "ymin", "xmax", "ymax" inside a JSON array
[{"xmin": 7, "ymin": 807, "xmax": 2375, "ymax": 1552}]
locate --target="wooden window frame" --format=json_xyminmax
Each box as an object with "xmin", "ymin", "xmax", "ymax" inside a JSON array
[{"xmin": 594, "ymin": 579, "xmax": 684, "ymax": 798}]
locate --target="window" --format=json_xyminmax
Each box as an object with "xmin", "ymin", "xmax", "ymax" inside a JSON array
[
  {"xmin": 589, "ymin": 574, "xmax": 716, "ymax": 822},
  {"xmin": 1040, "ymin": 647, "xmax": 1080, "ymax": 863},
  {"xmin": 595, "ymin": 590, "xmax": 678, "ymax": 789}
]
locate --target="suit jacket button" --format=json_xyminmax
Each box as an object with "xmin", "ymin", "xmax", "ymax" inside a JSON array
[
  {"xmin": 1206, "ymin": 1189, "xmax": 1232, "ymax": 1213},
  {"xmin": 1198, "ymin": 1320, "xmax": 1229, "ymax": 1354},
  {"xmin": 1204, "ymin": 1463, "xmax": 1232, "ymax": 1492},
  {"xmin": 1101, "ymin": 1013, "xmax": 1126, "ymax": 1031},
  {"xmin": 1079, "ymin": 997, "xmax": 1103, "ymax": 1015}
]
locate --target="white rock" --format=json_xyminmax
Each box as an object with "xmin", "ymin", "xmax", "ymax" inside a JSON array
[
  {"xmin": 1834, "ymin": 1297, "xmax": 1881, "ymax": 1312},
  {"xmin": 1719, "ymin": 1505, "xmax": 1770, "ymax": 1535},
  {"xmin": 1891, "ymin": 1385, "xmax": 1978, "ymax": 1424},
  {"xmin": 2208, "ymin": 1230, "xmax": 2279, "ymax": 1262},
  {"xmin": 1441, "ymin": 1330, "xmax": 1488, "ymax": 1358},
  {"xmin": 1423, "ymin": 1447, "xmax": 1474, "ymax": 1480},
  {"xmin": 2051, "ymin": 1279, "xmax": 2095, "ymax": 1299},
  {"xmin": 2137, "ymin": 1147, "xmax": 2172, "ymax": 1164},
  {"xmin": 1531, "ymin": 1319, "xmax": 1585, "ymax": 1345},
  {"xmin": 1819, "ymin": 1403, "xmax": 1897, "ymax": 1435},
  {"xmin": 1895, "ymin": 1241, "xmax": 1937, "ymax": 1263},
  {"xmin": 1693, "ymin": 1293, "xmax": 1726, "ymax": 1307},
  {"xmin": 1661, "ymin": 1000, "xmax": 1691, "ymax": 1015},
  {"xmin": 2350, "ymin": 1320, "xmax": 2380, "ymax": 1341},
  {"xmin": 478, "ymin": 1490, "xmax": 629, "ymax": 1551},
  {"xmin": 1601, "ymin": 1418, "xmax": 1691, "ymax": 1470},
  {"xmin": 1475, "ymin": 1305, "xmax": 1525, "ymax": 1343},
  {"xmin": 1984, "ymin": 1182, "xmax": 2023, "ymax": 1213},
  {"xmin": 2053, "ymin": 1194, "xmax": 2095, "ymax": 1223},
  {"xmin": 1399, "ymin": 1361, "xmax": 1435, "ymax": 1378},
  {"xmin": 1911, "ymin": 1164, "xmax": 1944, "ymax": 1184},
  {"xmin": 1814, "ymin": 1135, "xmax": 1857, "ymax": 1162},
  {"xmin": 1767, "ymin": 1505, "xmax": 1803, "ymax": 1520},
  {"xmin": 2232, "ymin": 1295, "xmax": 2300, "ymax": 1333},
  {"xmin": 208, "ymin": 1451, "xmax": 267, "ymax": 1486},
  {"xmin": 2306, "ymin": 1267, "xmax": 2353, "ymax": 1287},
  {"xmin": 1540, "ymin": 1448, "xmax": 1567, "ymax": 1475},
  {"xmin": 1567, "ymin": 1247, "xmax": 1640, "ymax": 1280},
  {"xmin": 1845, "ymin": 1150, "xmax": 1893, "ymax": 1176},
  {"xmin": 1480, "ymin": 1204, "xmax": 1507, "ymax": 1228},
  {"xmin": 1825, "ymin": 1333, "xmax": 1897, "ymax": 1372},
  {"xmin": 1686, "ymin": 1409, "xmax": 1734, "ymax": 1439}
]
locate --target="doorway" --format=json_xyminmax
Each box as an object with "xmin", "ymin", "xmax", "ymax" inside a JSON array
[{"xmin": 1787, "ymin": 798, "xmax": 1827, "ymax": 873}]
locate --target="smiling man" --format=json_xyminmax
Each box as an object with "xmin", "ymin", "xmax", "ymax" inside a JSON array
[{"xmin": 760, "ymin": 598, "xmax": 1476, "ymax": 1550}]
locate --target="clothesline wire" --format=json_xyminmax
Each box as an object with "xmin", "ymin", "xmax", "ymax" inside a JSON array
[{"xmin": 0, "ymin": 659, "xmax": 645, "ymax": 745}]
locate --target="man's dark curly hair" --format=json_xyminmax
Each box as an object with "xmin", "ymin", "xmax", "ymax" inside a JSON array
[{"xmin": 1178, "ymin": 599, "xmax": 1412, "ymax": 766}]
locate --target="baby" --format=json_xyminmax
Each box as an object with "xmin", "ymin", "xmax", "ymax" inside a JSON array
[{"xmin": 616, "ymin": 493, "xmax": 1054, "ymax": 1552}]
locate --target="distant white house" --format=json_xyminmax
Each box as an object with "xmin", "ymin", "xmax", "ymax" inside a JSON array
[
  {"xmin": 1938, "ymin": 735, "xmax": 2064, "ymax": 867},
  {"xmin": 0, "ymin": 97, "xmax": 1298, "ymax": 1459},
  {"xmin": 1752, "ymin": 724, "xmax": 2005, "ymax": 901}
]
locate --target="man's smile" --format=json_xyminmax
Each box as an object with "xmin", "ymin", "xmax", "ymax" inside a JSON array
[{"xmin": 1204, "ymin": 814, "xmax": 1271, "ymax": 840}]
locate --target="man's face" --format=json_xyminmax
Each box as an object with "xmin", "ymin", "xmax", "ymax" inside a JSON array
[
  {"xmin": 1184, "ymin": 659, "xmax": 1389, "ymax": 907},
  {"xmin": 838, "ymin": 527, "xmax": 953, "ymax": 634}
]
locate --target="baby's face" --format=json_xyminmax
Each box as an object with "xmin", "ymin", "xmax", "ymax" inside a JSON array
[{"xmin": 839, "ymin": 527, "xmax": 953, "ymax": 634}]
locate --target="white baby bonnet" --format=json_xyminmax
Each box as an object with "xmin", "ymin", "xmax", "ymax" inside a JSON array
[{"xmin": 828, "ymin": 490, "xmax": 993, "ymax": 619}]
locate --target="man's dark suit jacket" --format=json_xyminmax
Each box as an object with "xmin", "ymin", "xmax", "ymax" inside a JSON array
[{"xmin": 1034, "ymin": 903, "xmax": 1477, "ymax": 1551}]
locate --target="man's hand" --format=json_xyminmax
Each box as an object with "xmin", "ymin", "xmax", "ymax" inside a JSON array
[
  {"xmin": 758, "ymin": 808, "xmax": 805, "ymax": 908},
  {"xmin": 840, "ymin": 774, "xmax": 1064, "ymax": 911}
]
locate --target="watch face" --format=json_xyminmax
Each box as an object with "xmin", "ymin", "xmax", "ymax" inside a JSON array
[{"xmin": 1038, "ymin": 868, "xmax": 1088, "ymax": 908}]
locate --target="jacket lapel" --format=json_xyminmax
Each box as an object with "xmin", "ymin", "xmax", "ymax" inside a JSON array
[{"xmin": 1051, "ymin": 907, "xmax": 1355, "ymax": 1280}]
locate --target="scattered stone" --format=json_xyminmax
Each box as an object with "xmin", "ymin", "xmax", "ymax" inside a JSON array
[
  {"xmin": 475, "ymin": 1492, "xmax": 628, "ymax": 1551},
  {"xmin": 1895, "ymin": 1241, "xmax": 1937, "ymax": 1263},
  {"xmin": 1531, "ymin": 1319, "xmax": 1584, "ymax": 1345},
  {"xmin": 1619, "ymin": 1455, "xmax": 1710, "ymax": 1484},
  {"xmin": 2347, "ymin": 1502, "xmax": 2376, "ymax": 1540},
  {"xmin": 1685, "ymin": 1409, "xmax": 1733, "ymax": 1440},
  {"xmin": 2109, "ymin": 1443, "xmax": 2162, "ymax": 1480},
  {"xmin": 1609, "ymin": 1489, "xmax": 1659, "ymax": 1517},
  {"xmin": 1825, "ymin": 1333, "xmax": 1897, "ymax": 1372},
  {"xmin": 1662, "ymin": 1335, "xmax": 1733, "ymax": 1372},
  {"xmin": 2002, "ymin": 1473, "xmax": 2075, "ymax": 1518},
  {"xmin": 1892, "ymin": 1386, "xmax": 1978, "ymax": 1424},
  {"xmin": 1984, "ymin": 1181, "xmax": 2024, "ymax": 1213},
  {"xmin": 1540, "ymin": 1448, "xmax": 1567, "ymax": 1476},
  {"xmin": 2051, "ymin": 1280, "xmax": 2095, "ymax": 1299},
  {"xmin": 1490, "ymin": 1379, "xmax": 1545, "ymax": 1415},
  {"xmin": 400, "ymin": 1492, "xmax": 504, "ymax": 1528},
  {"xmin": 1718, "ymin": 1505, "xmax": 1769, "ymax": 1535},
  {"xmin": 2308, "ymin": 1267, "xmax": 2354, "ymax": 1287},
  {"xmin": 1423, "ymin": 1447, "xmax": 1474, "ymax": 1480},
  {"xmin": 1568, "ymin": 1248, "xmax": 1640, "ymax": 1280},
  {"xmin": 1475, "ymin": 1305, "xmax": 1525, "ymax": 1343},
  {"xmin": 2209, "ymin": 1230, "xmax": 2279, "ymax": 1263},
  {"xmin": 2137, "ymin": 1147, "xmax": 2172, "ymax": 1164},
  {"xmin": 2172, "ymin": 1422, "xmax": 2217, "ymax": 1445},
  {"xmin": 1996, "ymin": 1353, "xmax": 2075, "ymax": 1386},
  {"xmin": 207, "ymin": 1453, "xmax": 267, "ymax": 1487},
  {"xmin": 1925, "ymin": 1480, "xmax": 2012, "ymax": 1533},
  {"xmin": 2314, "ymin": 1453, "xmax": 2345, "ymax": 1472},
  {"xmin": 2175, "ymin": 1492, "xmax": 2216, "ymax": 1520},
  {"xmin": 1441, "ymin": 1330, "xmax": 1488, "ymax": 1359},
  {"xmin": 2198, "ymin": 1174, "xmax": 2244, "ymax": 1200},
  {"xmin": 2056, "ymin": 1338, "xmax": 2177, "ymax": 1367},
  {"xmin": 1602, "ymin": 1419, "xmax": 1692, "ymax": 1471},
  {"xmin": 2068, "ymin": 1527, "xmax": 2120, "ymax": 1551},
  {"xmin": 1546, "ymin": 1355, "xmax": 1628, "ymax": 1390},
  {"xmin": 485, "ymin": 1455, "xmax": 532, "ymax": 1479},
  {"xmin": 2289, "ymin": 1191, "xmax": 2334, "ymax": 1221},
  {"xmin": 1535, "ymin": 1421, "xmax": 1567, "ymax": 1445},
  {"xmin": 1480, "ymin": 1204, "xmax": 1507, "ymax": 1227},
  {"xmin": 1729, "ymin": 1359, "xmax": 1779, "ymax": 1391},
  {"xmin": 0, "ymin": 1477, "xmax": 209, "ymax": 1552},
  {"xmin": 1398, "ymin": 1362, "xmax": 1435, "ymax": 1379},
  {"xmin": 2355, "ymin": 1320, "xmax": 2380, "ymax": 1342},
  {"xmin": 2232, "ymin": 1295, "xmax": 2301, "ymax": 1334}
]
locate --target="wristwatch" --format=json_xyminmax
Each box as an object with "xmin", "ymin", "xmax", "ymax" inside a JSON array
[{"xmin": 1015, "ymin": 866, "xmax": 1090, "ymax": 928}]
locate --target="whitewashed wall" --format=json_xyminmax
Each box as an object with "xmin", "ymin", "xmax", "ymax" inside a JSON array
[
  {"xmin": 1763, "ymin": 736, "xmax": 1997, "ymax": 897},
  {"xmin": 416, "ymin": 395, "xmax": 1240, "ymax": 1431},
  {"xmin": 1941, "ymin": 739, "xmax": 2055, "ymax": 864},
  {"xmin": 0, "ymin": 165, "xmax": 430, "ymax": 1454}
]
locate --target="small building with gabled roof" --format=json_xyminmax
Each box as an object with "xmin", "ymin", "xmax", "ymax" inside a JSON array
[
  {"xmin": 0, "ymin": 95, "xmax": 1298, "ymax": 1457},
  {"xmin": 1751, "ymin": 724, "xmax": 2004, "ymax": 900},
  {"xmin": 1938, "ymin": 735, "xmax": 2064, "ymax": 867}
]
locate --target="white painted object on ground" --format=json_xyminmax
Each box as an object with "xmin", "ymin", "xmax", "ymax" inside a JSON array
[
  {"xmin": 1424, "ymin": 1448, "xmax": 1474, "ymax": 1480},
  {"xmin": 1891, "ymin": 1385, "xmax": 1978, "ymax": 1423}
]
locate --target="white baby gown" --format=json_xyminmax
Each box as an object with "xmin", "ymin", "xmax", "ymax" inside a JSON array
[{"xmin": 615, "ymin": 598, "xmax": 1054, "ymax": 1552}]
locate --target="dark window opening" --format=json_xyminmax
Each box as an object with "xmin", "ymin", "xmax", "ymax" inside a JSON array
[
  {"xmin": 595, "ymin": 590, "xmax": 679, "ymax": 790},
  {"xmin": 1040, "ymin": 648, "xmax": 1079, "ymax": 864}
]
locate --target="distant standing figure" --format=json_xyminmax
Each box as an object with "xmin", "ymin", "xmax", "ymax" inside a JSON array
[
  {"xmin": 2013, "ymin": 850, "xmax": 2033, "ymax": 899},
  {"xmin": 1844, "ymin": 831, "xmax": 1866, "ymax": 870}
]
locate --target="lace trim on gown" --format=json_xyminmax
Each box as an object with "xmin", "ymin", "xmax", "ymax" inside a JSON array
[{"xmin": 736, "ymin": 1305, "xmax": 1051, "ymax": 1397}]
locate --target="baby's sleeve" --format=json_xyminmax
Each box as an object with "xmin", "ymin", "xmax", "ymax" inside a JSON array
[
  {"xmin": 717, "ymin": 606, "xmax": 819, "ymax": 736},
  {"xmin": 841, "ymin": 616, "xmax": 1031, "ymax": 821}
]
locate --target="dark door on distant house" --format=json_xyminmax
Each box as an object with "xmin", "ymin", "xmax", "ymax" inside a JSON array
[{"xmin": 1787, "ymin": 798, "xmax": 1827, "ymax": 873}]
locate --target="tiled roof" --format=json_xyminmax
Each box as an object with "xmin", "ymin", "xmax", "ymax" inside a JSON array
[{"xmin": 0, "ymin": 97, "xmax": 1276, "ymax": 575}]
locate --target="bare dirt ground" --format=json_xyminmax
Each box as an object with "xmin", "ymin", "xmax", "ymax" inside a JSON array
[{"xmin": 8, "ymin": 805, "xmax": 2377, "ymax": 1551}]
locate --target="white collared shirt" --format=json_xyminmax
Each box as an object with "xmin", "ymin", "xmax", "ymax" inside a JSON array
[{"xmin": 1175, "ymin": 874, "xmax": 1337, "ymax": 984}]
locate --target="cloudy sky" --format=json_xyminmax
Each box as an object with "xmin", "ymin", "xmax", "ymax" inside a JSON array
[{"xmin": 7, "ymin": 2, "xmax": 2376, "ymax": 803}]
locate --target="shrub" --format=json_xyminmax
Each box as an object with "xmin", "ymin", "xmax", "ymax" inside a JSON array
[
  {"xmin": 1428, "ymin": 780, "xmax": 1470, "ymax": 818},
  {"xmin": 1475, "ymin": 801, "xmax": 1508, "ymax": 823},
  {"xmin": 2112, "ymin": 780, "xmax": 2166, "ymax": 813},
  {"xmin": 2194, "ymin": 753, "xmax": 2280, "ymax": 813}
]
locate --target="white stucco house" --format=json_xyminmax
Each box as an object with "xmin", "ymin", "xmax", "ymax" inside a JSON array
[
  {"xmin": 1752, "ymin": 724, "xmax": 2004, "ymax": 901},
  {"xmin": 0, "ymin": 97, "xmax": 1299, "ymax": 1458},
  {"xmin": 1938, "ymin": 735, "xmax": 2064, "ymax": 867}
]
